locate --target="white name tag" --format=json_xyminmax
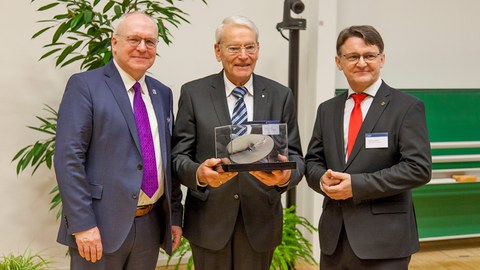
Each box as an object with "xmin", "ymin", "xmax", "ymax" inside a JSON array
[
  {"xmin": 365, "ymin": 132, "xmax": 388, "ymax": 148},
  {"xmin": 262, "ymin": 124, "xmax": 280, "ymax": 135}
]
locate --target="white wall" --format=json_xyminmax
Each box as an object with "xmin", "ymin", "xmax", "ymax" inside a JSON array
[
  {"xmin": 1, "ymin": 0, "xmax": 479, "ymax": 268},
  {"xmin": 336, "ymin": 0, "xmax": 480, "ymax": 89}
]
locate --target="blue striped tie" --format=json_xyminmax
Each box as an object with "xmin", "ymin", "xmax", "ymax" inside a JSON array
[{"xmin": 231, "ymin": 86, "xmax": 248, "ymax": 135}]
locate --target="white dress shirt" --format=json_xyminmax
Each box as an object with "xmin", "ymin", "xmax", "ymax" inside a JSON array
[
  {"xmin": 343, "ymin": 78, "xmax": 382, "ymax": 159},
  {"xmin": 224, "ymin": 73, "xmax": 254, "ymax": 122},
  {"xmin": 114, "ymin": 60, "xmax": 164, "ymax": 206}
]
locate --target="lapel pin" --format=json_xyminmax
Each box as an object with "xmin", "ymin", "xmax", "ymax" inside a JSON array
[
  {"xmin": 262, "ymin": 94, "xmax": 265, "ymax": 98},
  {"xmin": 381, "ymin": 101, "xmax": 385, "ymax": 106},
  {"xmin": 152, "ymin": 89, "xmax": 157, "ymax": 95},
  {"xmin": 167, "ymin": 117, "xmax": 170, "ymax": 123}
]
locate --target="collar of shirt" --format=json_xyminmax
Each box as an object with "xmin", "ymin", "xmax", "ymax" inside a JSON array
[
  {"xmin": 223, "ymin": 72, "xmax": 254, "ymax": 97},
  {"xmin": 113, "ymin": 59, "xmax": 147, "ymax": 93},
  {"xmin": 347, "ymin": 77, "xmax": 382, "ymax": 99}
]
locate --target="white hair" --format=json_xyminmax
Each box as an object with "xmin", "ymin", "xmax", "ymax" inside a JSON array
[
  {"xmin": 215, "ymin": 15, "xmax": 259, "ymax": 44},
  {"xmin": 112, "ymin": 11, "xmax": 158, "ymax": 36}
]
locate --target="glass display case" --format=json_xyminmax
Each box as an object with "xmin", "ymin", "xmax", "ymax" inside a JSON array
[{"xmin": 214, "ymin": 122, "xmax": 296, "ymax": 172}]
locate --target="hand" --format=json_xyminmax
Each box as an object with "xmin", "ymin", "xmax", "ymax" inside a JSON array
[
  {"xmin": 321, "ymin": 170, "xmax": 353, "ymax": 200},
  {"xmin": 74, "ymin": 226, "xmax": 103, "ymax": 263},
  {"xmin": 321, "ymin": 169, "xmax": 342, "ymax": 188},
  {"xmin": 250, "ymin": 154, "xmax": 291, "ymax": 186},
  {"xmin": 197, "ymin": 158, "xmax": 238, "ymax": 187},
  {"xmin": 171, "ymin": 225, "xmax": 183, "ymax": 251},
  {"xmin": 250, "ymin": 169, "xmax": 291, "ymax": 186}
]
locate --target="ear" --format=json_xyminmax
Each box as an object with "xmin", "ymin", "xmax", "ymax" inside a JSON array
[
  {"xmin": 335, "ymin": 55, "xmax": 343, "ymax": 71},
  {"xmin": 256, "ymin": 42, "xmax": 260, "ymax": 59},
  {"xmin": 214, "ymin": 43, "xmax": 222, "ymax": 62},
  {"xmin": 379, "ymin": 53, "xmax": 385, "ymax": 68},
  {"xmin": 111, "ymin": 35, "xmax": 118, "ymax": 54}
]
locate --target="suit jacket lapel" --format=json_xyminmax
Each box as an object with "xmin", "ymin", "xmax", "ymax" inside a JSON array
[
  {"xmin": 209, "ymin": 72, "xmax": 232, "ymax": 126},
  {"xmin": 103, "ymin": 61, "xmax": 142, "ymax": 153},
  {"xmin": 346, "ymin": 82, "xmax": 391, "ymax": 167},
  {"xmin": 334, "ymin": 92, "xmax": 348, "ymax": 167},
  {"xmin": 252, "ymin": 74, "xmax": 268, "ymax": 121},
  {"xmin": 145, "ymin": 76, "xmax": 169, "ymax": 177}
]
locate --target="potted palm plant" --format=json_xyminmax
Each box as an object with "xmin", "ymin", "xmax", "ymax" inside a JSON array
[
  {"xmin": 0, "ymin": 250, "xmax": 51, "ymax": 270},
  {"xmin": 14, "ymin": 0, "xmax": 205, "ymax": 220}
]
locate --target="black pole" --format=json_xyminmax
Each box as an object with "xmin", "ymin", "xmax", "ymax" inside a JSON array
[
  {"xmin": 288, "ymin": 29, "xmax": 300, "ymax": 103},
  {"xmin": 277, "ymin": 0, "xmax": 306, "ymax": 209},
  {"xmin": 287, "ymin": 28, "xmax": 300, "ymax": 208}
]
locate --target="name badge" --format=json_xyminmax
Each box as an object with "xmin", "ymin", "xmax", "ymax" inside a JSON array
[{"xmin": 365, "ymin": 132, "xmax": 388, "ymax": 149}]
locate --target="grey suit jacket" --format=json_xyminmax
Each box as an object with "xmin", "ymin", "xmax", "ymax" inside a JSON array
[
  {"xmin": 54, "ymin": 61, "xmax": 183, "ymax": 255},
  {"xmin": 172, "ymin": 71, "xmax": 305, "ymax": 252},
  {"xmin": 305, "ymin": 81, "xmax": 432, "ymax": 259}
]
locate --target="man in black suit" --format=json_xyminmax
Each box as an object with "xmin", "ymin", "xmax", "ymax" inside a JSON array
[
  {"xmin": 305, "ymin": 25, "xmax": 432, "ymax": 269},
  {"xmin": 172, "ymin": 15, "xmax": 304, "ymax": 270}
]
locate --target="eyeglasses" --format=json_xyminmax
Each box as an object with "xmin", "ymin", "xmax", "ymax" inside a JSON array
[
  {"xmin": 116, "ymin": 35, "xmax": 158, "ymax": 49},
  {"xmin": 223, "ymin": 43, "xmax": 258, "ymax": 55},
  {"xmin": 342, "ymin": 53, "xmax": 381, "ymax": 63}
]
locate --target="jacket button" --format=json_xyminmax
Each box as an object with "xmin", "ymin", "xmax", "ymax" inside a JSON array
[
  {"xmin": 233, "ymin": 194, "xmax": 239, "ymax": 200},
  {"xmin": 137, "ymin": 164, "xmax": 143, "ymax": 170},
  {"xmin": 132, "ymin": 194, "xmax": 138, "ymax": 199}
]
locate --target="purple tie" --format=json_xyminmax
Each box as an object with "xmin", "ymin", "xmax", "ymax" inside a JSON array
[{"xmin": 133, "ymin": 82, "xmax": 158, "ymax": 198}]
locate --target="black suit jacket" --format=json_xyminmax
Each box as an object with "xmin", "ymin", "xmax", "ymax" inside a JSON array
[
  {"xmin": 172, "ymin": 71, "xmax": 304, "ymax": 252},
  {"xmin": 305, "ymin": 81, "xmax": 432, "ymax": 259}
]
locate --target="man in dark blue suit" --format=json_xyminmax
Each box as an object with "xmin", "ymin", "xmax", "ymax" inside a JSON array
[
  {"xmin": 54, "ymin": 11, "xmax": 182, "ymax": 270},
  {"xmin": 305, "ymin": 25, "xmax": 432, "ymax": 269}
]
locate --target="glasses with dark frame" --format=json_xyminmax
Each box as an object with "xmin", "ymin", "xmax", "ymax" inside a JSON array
[{"xmin": 342, "ymin": 53, "xmax": 382, "ymax": 63}]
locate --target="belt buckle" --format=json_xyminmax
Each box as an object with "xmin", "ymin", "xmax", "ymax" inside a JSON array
[{"xmin": 135, "ymin": 203, "xmax": 155, "ymax": 217}]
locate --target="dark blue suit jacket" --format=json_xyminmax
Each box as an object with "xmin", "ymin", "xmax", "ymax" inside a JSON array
[{"xmin": 54, "ymin": 61, "xmax": 182, "ymax": 255}]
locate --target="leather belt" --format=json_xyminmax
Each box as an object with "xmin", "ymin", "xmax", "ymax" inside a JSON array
[{"xmin": 135, "ymin": 203, "xmax": 155, "ymax": 217}]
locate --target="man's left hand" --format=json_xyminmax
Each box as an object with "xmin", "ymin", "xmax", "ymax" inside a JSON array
[
  {"xmin": 322, "ymin": 170, "xmax": 353, "ymax": 200},
  {"xmin": 250, "ymin": 169, "xmax": 291, "ymax": 186},
  {"xmin": 171, "ymin": 225, "xmax": 183, "ymax": 251},
  {"xmin": 249, "ymin": 154, "xmax": 291, "ymax": 186}
]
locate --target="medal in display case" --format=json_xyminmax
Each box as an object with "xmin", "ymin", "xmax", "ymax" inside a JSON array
[{"xmin": 215, "ymin": 122, "xmax": 296, "ymax": 172}]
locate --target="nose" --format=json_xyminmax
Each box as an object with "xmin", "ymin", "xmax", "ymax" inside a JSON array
[
  {"xmin": 136, "ymin": 40, "xmax": 147, "ymax": 51},
  {"xmin": 237, "ymin": 48, "xmax": 248, "ymax": 58},
  {"xmin": 356, "ymin": 56, "xmax": 367, "ymax": 67}
]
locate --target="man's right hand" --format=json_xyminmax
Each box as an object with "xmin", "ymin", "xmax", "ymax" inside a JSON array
[
  {"xmin": 74, "ymin": 226, "xmax": 103, "ymax": 263},
  {"xmin": 197, "ymin": 158, "xmax": 238, "ymax": 187},
  {"xmin": 320, "ymin": 169, "xmax": 342, "ymax": 192}
]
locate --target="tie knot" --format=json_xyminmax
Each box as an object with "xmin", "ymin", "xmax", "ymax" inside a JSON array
[
  {"xmin": 232, "ymin": 87, "xmax": 248, "ymax": 99},
  {"xmin": 351, "ymin": 93, "xmax": 368, "ymax": 104},
  {"xmin": 133, "ymin": 82, "xmax": 141, "ymax": 93}
]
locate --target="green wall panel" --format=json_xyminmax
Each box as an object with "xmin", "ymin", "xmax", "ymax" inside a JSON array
[
  {"xmin": 413, "ymin": 182, "xmax": 480, "ymax": 238},
  {"xmin": 404, "ymin": 89, "xmax": 480, "ymax": 142},
  {"xmin": 336, "ymin": 88, "xmax": 480, "ymax": 238},
  {"xmin": 336, "ymin": 88, "xmax": 480, "ymax": 143}
]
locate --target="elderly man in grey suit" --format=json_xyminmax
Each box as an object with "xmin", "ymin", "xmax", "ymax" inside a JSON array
[
  {"xmin": 54, "ymin": 11, "xmax": 182, "ymax": 270},
  {"xmin": 172, "ymin": 15, "xmax": 304, "ymax": 270},
  {"xmin": 305, "ymin": 25, "xmax": 432, "ymax": 269}
]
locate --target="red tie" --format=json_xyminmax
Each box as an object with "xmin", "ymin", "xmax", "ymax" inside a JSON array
[{"xmin": 347, "ymin": 93, "xmax": 368, "ymax": 159}]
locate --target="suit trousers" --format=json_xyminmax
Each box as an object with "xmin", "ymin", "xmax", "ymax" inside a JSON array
[
  {"xmin": 190, "ymin": 209, "xmax": 274, "ymax": 270},
  {"xmin": 69, "ymin": 211, "xmax": 162, "ymax": 270},
  {"xmin": 320, "ymin": 225, "xmax": 411, "ymax": 270}
]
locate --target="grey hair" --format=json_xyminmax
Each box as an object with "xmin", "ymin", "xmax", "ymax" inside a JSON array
[
  {"xmin": 112, "ymin": 11, "xmax": 158, "ymax": 36},
  {"xmin": 215, "ymin": 15, "xmax": 259, "ymax": 44}
]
